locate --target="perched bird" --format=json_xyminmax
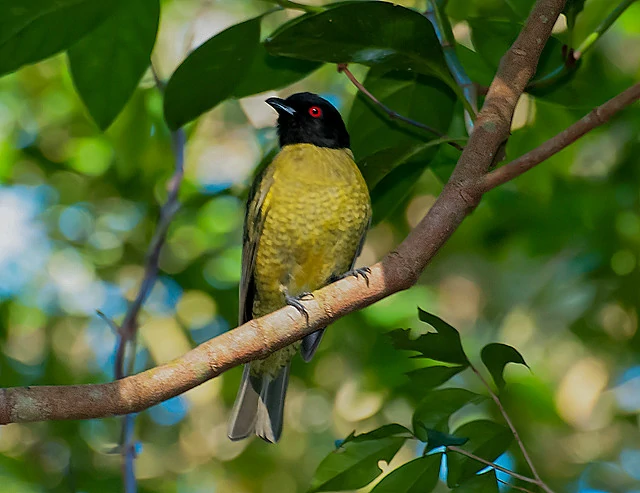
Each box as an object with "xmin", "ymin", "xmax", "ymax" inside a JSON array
[{"xmin": 228, "ymin": 92, "xmax": 372, "ymax": 443}]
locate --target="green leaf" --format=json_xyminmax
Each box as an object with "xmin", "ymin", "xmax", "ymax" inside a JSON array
[
  {"xmin": 406, "ymin": 365, "xmax": 466, "ymax": 390},
  {"xmin": 446, "ymin": 420, "xmax": 513, "ymax": 487},
  {"xmin": 343, "ymin": 424, "xmax": 413, "ymax": 444},
  {"xmin": 480, "ymin": 343, "xmax": 529, "ymax": 390},
  {"xmin": 412, "ymin": 388, "xmax": 485, "ymax": 440},
  {"xmin": 348, "ymin": 67, "xmax": 456, "ymax": 223},
  {"xmin": 348, "ymin": 68, "xmax": 455, "ymax": 159},
  {"xmin": 388, "ymin": 308, "xmax": 469, "ymax": 365},
  {"xmin": 424, "ymin": 429, "xmax": 468, "ymax": 453},
  {"xmin": 370, "ymin": 453, "xmax": 442, "ymax": 493},
  {"xmin": 454, "ymin": 470, "xmax": 499, "ymax": 493},
  {"xmin": 310, "ymin": 426, "xmax": 410, "ymax": 492},
  {"xmin": 0, "ymin": 0, "xmax": 120, "ymax": 77},
  {"xmin": 68, "ymin": 0, "xmax": 159, "ymax": 130},
  {"xmin": 467, "ymin": 19, "xmax": 564, "ymax": 83},
  {"xmin": 163, "ymin": 17, "xmax": 260, "ymax": 129},
  {"xmin": 265, "ymin": 2, "xmax": 455, "ymax": 89},
  {"xmin": 232, "ymin": 47, "xmax": 321, "ymax": 99}
]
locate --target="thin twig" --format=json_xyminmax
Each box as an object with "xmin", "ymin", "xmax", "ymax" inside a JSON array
[
  {"xmin": 497, "ymin": 477, "xmax": 537, "ymax": 493},
  {"xmin": 424, "ymin": 0, "xmax": 478, "ymax": 134},
  {"xmin": 337, "ymin": 63, "xmax": 464, "ymax": 151},
  {"xmin": 447, "ymin": 446, "xmax": 540, "ymax": 485},
  {"xmin": 110, "ymin": 63, "xmax": 186, "ymax": 493},
  {"xmin": 469, "ymin": 365, "xmax": 554, "ymax": 493},
  {"xmin": 574, "ymin": 0, "xmax": 637, "ymax": 59},
  {"xmin": 480, "ymin": 81, "xmax": 640, "ymax": 192}
]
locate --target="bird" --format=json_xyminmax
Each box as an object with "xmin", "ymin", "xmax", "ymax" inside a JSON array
[{"xmin": 227, "ymin": 92, "xmax": 372, "ymax": 443}]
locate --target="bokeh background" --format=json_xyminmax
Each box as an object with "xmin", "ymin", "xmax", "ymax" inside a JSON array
[{"xmin": 0, "ymin": 0, "xmax": 639, "ymax": 492}]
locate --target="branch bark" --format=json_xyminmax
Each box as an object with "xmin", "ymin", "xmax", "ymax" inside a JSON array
[
  {"xmin": 479, "ymin": 81, "xmax": 640, "ymax": 191},
  {"xmin": 0, "ymin": 0, "xmax": 599, "ymax": 427}
]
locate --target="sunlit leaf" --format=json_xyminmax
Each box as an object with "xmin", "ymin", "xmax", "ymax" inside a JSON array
[
  {"xmin": 388, "ymin": 308, "xmax": 469, "ymax": 365},
  {"xmin": 481, "ymin": 343, "xmax": 528, "ymax": 390},
  {"xmin": 310, "ymin": 425, "xmax": 410, "ymax": 492},
  {"xmin": 412, "ymin": 388, "xmax": 485, "ymax": 440},
  {"xmin": 163, "ymin": 17, "xmax": 261, "ymax": 129},
  {"xmin": 454, "ymin": 470, "xmax": 499, "ymax": 492},
  {"xmin": 370, "ymin": 453, "xmax": 442, "ymax": 493},
  {"xmin": 446, "ymin": 420, "xmax": 513, "ymax": 487},
  {"xmin": 0, "ymin": 0, "xmax": 120, "ymax": 77},
  {"xmin": 68, "ymin": 0, "xmax": 160, "ymax": 130}
]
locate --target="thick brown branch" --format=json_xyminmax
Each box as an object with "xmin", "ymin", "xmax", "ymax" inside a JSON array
[
  {"xmin": 479, "ymin": 81, "xmax": 640, "ymax": 192},
  {"xmin": 0, "ymin": 0, "xmax": 566, "ymax": 425}
]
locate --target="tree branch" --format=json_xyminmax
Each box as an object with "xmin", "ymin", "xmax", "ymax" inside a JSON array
[
  {"xmin": 479, "ymin": 81, "xmax": 640, "ymax": 192},
  {"xmin": 0, "ymin": 0, "xmax": 570, "ymax": 426}
]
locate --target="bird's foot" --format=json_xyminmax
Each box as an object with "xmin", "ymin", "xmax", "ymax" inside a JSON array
[
  {"xmin": 285, "ymin": 293, "xmax": 311, "ymax": 324},
  {"xmin": 332, "ymin": 267, "xmax": 371, "ymax": 287}
]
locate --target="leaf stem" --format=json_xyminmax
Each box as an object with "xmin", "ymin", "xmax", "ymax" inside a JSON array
[
  {"xmin": 497, "ymin": 477, "xmax": 537, "ymax": 493},
  {"xmin": 469, "ymin": 364, "xmax": 555, "ymax": 493},
  {"xmin": 574, "ymin": 0, "xmax": 637, "ymax": 59},
  {"xmin": 337, "ymin": 64, "xmax": 464, "ymax": 151},
  {"xmin": 447, "ymin": 446, "xmax": 539, "ymax": 485},
  {"xmin": 424, "ymin": 0, "xmax": 477, "ymax": 134}
]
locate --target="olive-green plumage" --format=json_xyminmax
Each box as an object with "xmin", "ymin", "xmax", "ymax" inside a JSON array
[{"xmin": 228, "ymin": 93, "xmax": 371, "ymax": 443}]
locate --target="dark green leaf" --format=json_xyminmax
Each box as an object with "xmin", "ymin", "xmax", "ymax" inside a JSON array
[
  {"xmin": 368, "ymin": 159, "xmax": 426, "ymax": 226},
  {"xmin": 388, "ymin": 309, "xmax": 468, "ymax": 365},
  {"xmin": 265, "ymin": 2, "xmax": 455, "ymax": 89},
  {"xmin": 454, "ymin": 470, "xmax": 499, "ymax": 493},
  {"xmin": 370, "ymin": 453, "xmax": 442, "ymax": 493},
  {"xmin": 468, "ymin": 19, "xmax": 564, "ymax": 82},
  {"xmin": 446, "ymin": 420, "xmax": 513, "ymax": 487},
  {"xmin": 310, "ymin": 426, "xmax": 410, "ymax": 492},
  {"xmin": 563, "ymin": 0, "xmax": 586, "ymax": 29},
  {"xmin": 68, "ymin": 0, "xmax": 159, "ymax": 130},
  {"xmin": 480, "ymin": 343, "xmax": 528, "ymax": 390},
  {"xmin": 424, "ymin": 429, "xmax": 468, "ymax": 453},
  {"xmin": 349, "ymin": 68, "xmax": 456, "ymax": 161},
  {"xmin": 348, "ymin": 68, "xmax": 456, "ymax": 223},
  {"xmin": 344, "ymin": 424, "xmax": 413, "ymax": 444},
  {"xmin": 0, "ymin": 0, "xmax": 120, "ymax": 77},
  {"xmin": 412, "ymin": 388, "xmax": 485, "ymax": 440},
  {"xmin": 406, "ymin": 365, "xmax": 466, "ymax": 390},
  {"xmin": 164, "ymin": 17, "xmax": 260, "ymax": 129},
  {"xmin": 232, "ymin": 47, "xmax": 321, "ymax": 99}
]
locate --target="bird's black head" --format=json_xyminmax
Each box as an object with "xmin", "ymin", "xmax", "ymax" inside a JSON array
[{"xmin": 266, "ymin": 92, "xmax": 350, "ymax": 149}]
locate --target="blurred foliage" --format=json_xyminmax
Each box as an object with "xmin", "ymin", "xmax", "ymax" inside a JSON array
[{"xmin": 0, "ymin": 0, "xmax": 639, "ymax": 492}]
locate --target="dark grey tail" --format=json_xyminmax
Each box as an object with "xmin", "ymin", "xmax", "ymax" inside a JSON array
[{"xmin": 227, "ymin": 363, "xmax": 290, "ymax": 443}]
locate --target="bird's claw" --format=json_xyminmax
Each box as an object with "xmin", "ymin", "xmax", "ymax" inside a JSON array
[
  {"xmin": 285, "ymin": 294, "xmax": 310, "ymax": 324},
  {"xmin": 333, "ymin": 267, "xmax": 371, "ymax": 286}
]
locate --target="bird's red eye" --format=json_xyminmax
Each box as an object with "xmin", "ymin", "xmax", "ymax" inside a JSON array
[{"xmin": 308, "ymin": 106, "xmax": 322, "ymax": 118}]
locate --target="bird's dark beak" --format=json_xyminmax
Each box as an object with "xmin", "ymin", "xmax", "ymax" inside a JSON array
[{"xmin": 266, "ymin": 97, "xmax": 296, "ymax": 116}]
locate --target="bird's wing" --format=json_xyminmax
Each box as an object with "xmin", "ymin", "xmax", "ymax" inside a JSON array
[{"xmin": 239, "ymin": 164, "xmax": 275, "ymax": 325}]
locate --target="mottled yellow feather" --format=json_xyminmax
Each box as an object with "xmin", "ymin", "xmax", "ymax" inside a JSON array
[{"xmin": 245, "ymin": 143, "xmax": 371, "ymax": 376}]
